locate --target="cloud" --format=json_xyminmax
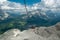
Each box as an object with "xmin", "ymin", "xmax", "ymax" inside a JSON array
[
  {"xmin": 25, "ymin": 0, "xmax": 60, "ymax": 21},
  {"xmin": 32, "ymin": 0, "xmax": 60, "ymax": 13},
  {"xmin": 0, "ymin": 0, "xmax": 60, "ymax": 15},
  {"xmin": 0, "ymin": 9, "xmax": 9, "ymax": 20},
  {"xmin": 0, "ymin": 0, "xmax": 27, "ymax": 14},
  {"xmin": 42, "ymin": 0, "xmax": 56, "ymax": 7},
  {"xmin": 0, "ymin": 0, "xmax": 7, "ymax": 4}
]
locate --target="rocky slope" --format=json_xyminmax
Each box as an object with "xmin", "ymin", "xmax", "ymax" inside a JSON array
[{"xmin": 0, "ymin": 22, "xmax": 60, "ymax": 40}]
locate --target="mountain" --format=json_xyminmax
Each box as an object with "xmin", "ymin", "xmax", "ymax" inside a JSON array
[
  {"xmin": 0, "ymin": 9, "xmax": 9, "ymax": 21},
  {"xmin": 26, "ymin": 9, "xmax": 60, "ymax": 26},
  {"xmin": 0, "ymin": 8, "xmax": 60, "ymax": 34},
  {"xmin": 0, "ymin": 22, "xmax": 60, "ymax": 40}
]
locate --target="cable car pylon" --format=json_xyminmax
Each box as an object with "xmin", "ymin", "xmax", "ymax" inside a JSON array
[{"xmin": 24, "ymin": 0, "xmax": 29, "ymax": 18}]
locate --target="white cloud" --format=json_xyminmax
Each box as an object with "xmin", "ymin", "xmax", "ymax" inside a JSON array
[
  {"xmin": 0, "ymin": 0, "xmax": 60, "ymax": 15},
  {"xmin": 43, "ymin": 0, "xmax": 56, "ymax": 7},
  {"xmin": 1, "ymin": 1, "xmax": 25, "ymax": 9},
  {"xmin": 0, "ymin": 0, "xmax": 7, "ymax": 3},
  {"xmin": 0, "ymin": 0, "xmax": 27, "ymax": 14},
  {"xmin": 25, "ymin": 0, "xmax": 60, "ymax": 20},
  {"xmin": 0, "ymin": 10, "xmax": 9, "ymax": 20},
  {"xmin": 4, "ymin": 12, "xmax": 9, "ymax": 18},
  {"xmin": 0, "ymin": 0, "xmax": 60, "ymax": 21}
]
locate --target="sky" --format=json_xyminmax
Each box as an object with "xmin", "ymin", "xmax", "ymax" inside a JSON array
[
  {"xmin": 0, "ymin": 0, "xmax": 60, "ymax": 13},
  {"xmin": 8, "ymin": 0, "xmax": 41, "ymax": 5},
  {"xmin": 0, "ymin": 0, "xmax": 60, "ymax": 23}
]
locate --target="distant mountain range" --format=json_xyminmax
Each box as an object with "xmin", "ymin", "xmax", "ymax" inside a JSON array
[{"xmin": 0, "ymin": 8, "xmax": 60, "ymax": 26}]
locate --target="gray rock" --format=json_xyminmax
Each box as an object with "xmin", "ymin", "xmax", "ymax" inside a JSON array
[{"xmin": 0, "ymin": 22, "xmax": 60, "ymax": 40}]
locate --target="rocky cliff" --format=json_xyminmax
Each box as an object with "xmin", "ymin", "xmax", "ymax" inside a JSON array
[{"xmin": 0, "ymin": 22, "xmax": 60, "ymax": 40}]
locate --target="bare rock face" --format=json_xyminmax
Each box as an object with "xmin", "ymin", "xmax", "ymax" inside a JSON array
[
  {"xmin": 55, "ymin": 22, "xmax": 60, "ymax": 31},
  {"xmin": 34, "ymin": 22, "xmax": 60, "ymax": 40},
  {"xmin": 0, "ymin": 29, "xmax": 47, "ymax": 40},
  {"xmin": 0, "ymin": 22, "xmax": 60, "ymax": 40}
]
